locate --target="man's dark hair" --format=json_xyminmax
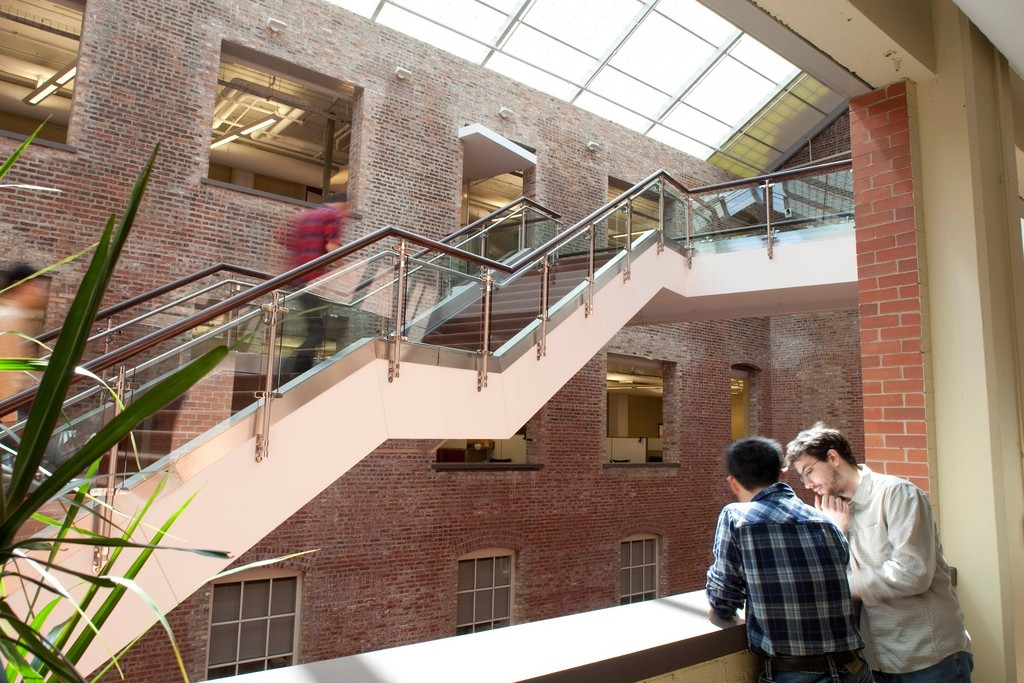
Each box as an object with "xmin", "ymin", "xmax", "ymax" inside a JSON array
[
  {"xmin": 785, "ymin": 421, "xmax": 857, "ymax": 468},
  {"xmin": 724, "ymin": 436, "xmax": 783, "ymax": 491},
  {"xmin": 3, "ymin": 263, "xmax": 36, "ymax": 289},
  {"xmin": 322, "ymin": 191, "xmax": 347, "ymax": 204}
]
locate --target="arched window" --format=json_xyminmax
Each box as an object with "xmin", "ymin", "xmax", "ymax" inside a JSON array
[
  {"xmin": 620, "ymin": 534, "xmax": 658, "ymax": 604},
  {"xmin": 456, "ymin": 548, "xmax": 514, "ymax": 634}
]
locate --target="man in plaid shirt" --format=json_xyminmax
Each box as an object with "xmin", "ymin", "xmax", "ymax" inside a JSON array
[{"xmin": 707, "ymin": 436, "xmax": 871, "ymax": 682}]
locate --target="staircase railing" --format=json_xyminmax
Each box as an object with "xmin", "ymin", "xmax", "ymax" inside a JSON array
[{"xmin": 0, "ymin": 160, "xmax": 852, "ymax": 488}]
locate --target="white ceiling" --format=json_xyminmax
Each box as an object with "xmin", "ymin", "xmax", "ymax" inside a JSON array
[{"xmin": 953, "ymin": 0, "xmax": 1024, "ymax": 79}]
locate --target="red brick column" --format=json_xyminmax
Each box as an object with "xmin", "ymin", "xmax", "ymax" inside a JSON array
[{"xmin": 849, "ymin": 81, "xmax": 930, "ymax": 492}]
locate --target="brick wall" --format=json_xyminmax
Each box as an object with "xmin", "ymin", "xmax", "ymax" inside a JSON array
[
  {"xmin": 0, "ymin": 0, "xmax": 866, "ymax": 678},
  {"xmin": 848, "ymin": 81, "xmax": 930, "ymax": 491}
]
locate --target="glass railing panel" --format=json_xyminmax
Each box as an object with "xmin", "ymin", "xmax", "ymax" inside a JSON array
[
  {"xmin": 770, "ymin": 168, "xmax": 853, "ymax": 231},
  {"xmin": 631, "ymin": 181, "xmax": 662, "ymax": 237},
  {"xmin": 448, "ymin": 205, "xmax": 560, "ymax": 265},
  {"xmin": 401, "ymin": 253, "xmax": 484, "ymax": 347},
  {"xmin": 662, "ymin": 181, "xmax": 689, "ymax": 245}
]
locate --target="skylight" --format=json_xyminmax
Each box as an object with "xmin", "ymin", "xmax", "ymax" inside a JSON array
[{"xmin": 326, "ymin": 0, "xmax": 847, "ymax": 176}]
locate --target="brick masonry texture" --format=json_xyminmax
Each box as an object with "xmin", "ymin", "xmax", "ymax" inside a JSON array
[{"xmin": 0, "ymin": 0, "xmax": 868, "ymax": 679}]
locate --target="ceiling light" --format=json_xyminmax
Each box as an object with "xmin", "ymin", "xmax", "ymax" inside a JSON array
[
  {"xmin": 394, "ymin": 66, "xmax": 411, "ymax": 80},
  {"xmin": 24, "ymin": 60, "xmax": 78, "ymax": 106},
  {"xmin": 210, "ymin": 115, "xmax": 278, "ymax": 149}
]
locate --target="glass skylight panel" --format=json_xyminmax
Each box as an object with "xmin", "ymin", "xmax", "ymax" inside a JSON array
[
  {"xmin": 377, "ymin": 4, "xmax": 490, "ymax": 63},
  {"xmin": 486, "ymin": 52, "xmax": 579, "ymax": 101},
  {"xmin": 610, "ymin": 13, "xmax": 716, "ymax": 94},
  {"xmin": 502, "ymin": 24, "xmax": 595, "ymax": 83},
  {"xmin": 390, "ymin": 0, "xmax": 506, "ymax": 47},
  {"xmin": 655, "ymin": 0, "xmax": 737, "ymax": 45},
  {"xmin": 661, "ymin": 102, "xmax": 731, "ymax": 148},
  {"xmin": 648, "ymin": 124, "xmax": 715, "ymax": 160},
  {"xmin": 589, "ymin": 67, "xmax": 668, "ymax": 119},
  {"xmin": 730, "ymin": 35, "xmax": 797, "ymax": 83},
  {"xmin": 574, "ymin": 91, "xmax": 650, "ymax": 133},
  {"xmin": 523, "ymin": 0, "xmax": 642, "ymax": 56},
  {"xmin": 684, "ymin": 56, "xmax": 775, "ymax": 125}
]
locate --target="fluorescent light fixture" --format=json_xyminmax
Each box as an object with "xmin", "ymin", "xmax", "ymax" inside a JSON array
[
  {"xmin": 210, "ymin": 115, "xmax": 278, "ymax": 149},
  {"xmin": 238, "ymin": 115, "xmax": 278, "ymax": 136},
  {"xmin": 210, "ymin": 133, "xmax": 240, "ymax": 149},
  {"xmin": 24, "ymin": 59, "xmax": 78, "ymax": 105}
]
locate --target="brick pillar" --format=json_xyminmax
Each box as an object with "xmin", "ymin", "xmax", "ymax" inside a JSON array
[{"xmin": 849, "ymin": 81, "xmax": 930, "ymax": 492}]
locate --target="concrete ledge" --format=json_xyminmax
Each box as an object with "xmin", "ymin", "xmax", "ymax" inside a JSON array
[{"xmin": 233, "ymin": 590, "xmax": 749, "ymax": 683}]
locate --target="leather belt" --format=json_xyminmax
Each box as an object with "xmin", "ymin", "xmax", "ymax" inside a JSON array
[{"xmin": 769, "ymin": 650, "xmax": 860, "ymax": 672}]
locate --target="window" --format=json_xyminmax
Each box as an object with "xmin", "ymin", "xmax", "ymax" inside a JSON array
[
  {"xmin": 607, "ymin": 353, "xmax": 664, "ymax": 462},
  {"xmin": 0, "ymin": 0, "xmax": 84, "ymax": 143},
  {"xmin": 731, "ymin": 364, "xmax": 759, "ymax": 440},
  {"xmin": 207, "ymin": 570, "xmax": 300, "ymax": 679},
  {"xmin": 208, "ymin": 43, "xmax": 356, "ymax": 202},
  {"xmin": 456, "ymin": 549, "xmax": 512, "ymax": 634},
  {"xmin": 620, "ymin": 535, "xmax": 657, "ymax": 604}
]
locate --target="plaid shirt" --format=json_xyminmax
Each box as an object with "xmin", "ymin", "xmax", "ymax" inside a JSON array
[
  {"xmin": 707, "ymin": 482, "xmax": 864, "ymax": 658},
  {"xmin": 286, "ymin": 204, "xmax": 345, "ymax": 285}
]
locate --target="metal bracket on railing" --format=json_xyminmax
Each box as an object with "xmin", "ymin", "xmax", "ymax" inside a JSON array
[
  {"xmin": 93, "ymin": 365, "xmax": 127, "ymax": 573},
  {"xmin": 478, "ymin": 269, "xmax": 494, "ymax": 390},
  {"xmin": 254, "ymin": 291, "xmax": 287, "ymax": 463},
  {"xmin": 537, "ymin": 256, "xmax": 550, "ymax": 359},
  {"xmin": 585, "ymin": 224, "xmax": 595, "ymax": 317},
  {"xmin": 657, "ymin": 181, "xmax": 665, "ymax": 254},
  {"xmin": 623, "ymin": 200, "xmax": 633, "ymax": 282},
  {"xmin": 389, "ymin": 240, "xmax": 410, "ymax": 383}
]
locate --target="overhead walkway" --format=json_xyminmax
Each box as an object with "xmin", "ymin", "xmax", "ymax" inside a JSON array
[{"xmin": 0, "ymin": 161, "xmax": 855, "ymax": 673}]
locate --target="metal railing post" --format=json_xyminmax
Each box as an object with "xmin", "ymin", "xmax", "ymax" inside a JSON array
[
  {"xmin": 657, "ymin": 180, "xmax": 665, "ymax": 254},
  {"xmin": 764, "ymin": 180, "xmax": 775, "ymax": 260},
  {"xmin": 624, "ymin": 200, "xmax": 633, "ymax": 281},
  {"xmin": 478, "ymin": 269, "xmax": 494, "ymax": 391},
  {"xmin": 255, "ymin": 290, "xmax": 286, "ymax": 463},
  {"xmin": 537, "ymin": 256, "xmax": 550, "ymax": 360},
  {"xmin": 585, "ymin": 223, "xmax": 596, "ymax": 317},
  {"xmin": 684, "ymin": 195, "xmax": 694, "ymax": 269},
  {"xmin": 93, "ymin": 364, "xmax": 126, "ymax": 573},
  {"xmin": 390, "ymin": 239, "xmax": 409, "ymax": 383}
]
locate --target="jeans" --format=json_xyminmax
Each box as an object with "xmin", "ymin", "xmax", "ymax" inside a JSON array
[
  {"xmin": 873, "ymin": 651, "xmax": 973, "ymax": 683},
  {"xmin": 759, "ymin": 653, "xmax": 874, "ymax": 683}
]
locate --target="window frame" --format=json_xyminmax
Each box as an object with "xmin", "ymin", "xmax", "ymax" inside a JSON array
[
  {"xmin": 456, "ymin": 548, "xmax": 514, "ymax": 634},
  {"xmin": 206, "ymin": 567, "xmax": 302, "ymax": 679},
  {"xmin": 619, "ymin": 534, "xmax": 658, "ymax": 604}
]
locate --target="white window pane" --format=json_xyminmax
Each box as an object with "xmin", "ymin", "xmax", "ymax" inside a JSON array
[
  {"xmin": 378, "ymin": 4, "xmax": 489, "ymax": 63},
  {"xmin": 503, "ymin": 24, "xmax": 594, "ymax": 82},
  {"xmin": 656, "ymin": 0, "xmax": 737, "ymax": 44},
  {"xmin": 611, "ymin": 14, "xmax": 716, "ymax": 94},
  {"xmin": 267, "ymin": 616, "xmax": 294, "ymax": 656},
  {"xmin": 574, "ymin": 92, "xmax": 649, "ymax": 132},
  {"xmin": 684, "ymin": 56, "xmax": 775, "ymax": 125},
  {"xmin": 212, "ymin": 583, "xmax": 241, "ymax": 623},
  {"xmin": 392, "ymin": 0, "xmax": 506, "ymax": 41},
  {"xmin": 730, "ymin": 35, "xmax": 797, "ymax": 83},
  {"xmin": 524, "ymin": 0, "xmax": 643, "ymax": 56},
  {"xmin": 486, "ymin": 53, "xmax": 578, "ymax": 101},
  {"xmin": 239, "ymin": 620, "xmax": 269, "ymax": 661},
  {"xmin": 241, "ymin": 580, "xmax": 270, "ymax": 619},
  {"xmin": 589, "ymin": 67, "xmax": 669, "ymax": 119},
  {"xmin": 209, "ymin": 623, "xmax": 239, "ymax": 665},
  {"xmin": 661, "ymin": 103, "xmax": 730, "ymax": 147},
  {"xmin": 648, "ymin": 125, "xmax": 715, "ymax": 159}
]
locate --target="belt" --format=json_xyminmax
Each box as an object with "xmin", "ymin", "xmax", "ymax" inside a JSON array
[{"xmin": 769, "ymin": 650, "xmax": 860, "ymax": 672}]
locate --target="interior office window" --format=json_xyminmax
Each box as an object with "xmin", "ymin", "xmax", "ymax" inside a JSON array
[
  {"xmin": 456, "ymin": 549, "xmax": 513, "ymax": 634},
  {"xmin": 0, "ymin": 0, "xmax": 84, "ymax": 143},
  {"xmin": 731, "ymin": 364, "xmax": 759, "ymax": 440},
  {"xmin": 607, "ymin": 353, "xmax": 664, "ymax": 463},
  {"xmin": 620, "ymin": 535, "xmax": 658, "ymax": 604},
  {"xmin": 207, "ymin": 570, "xmax": 300, "ymax": 679},
  {"xmin": 209, "ymin": 42, "xmax": 357, "ymax": 202}
]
